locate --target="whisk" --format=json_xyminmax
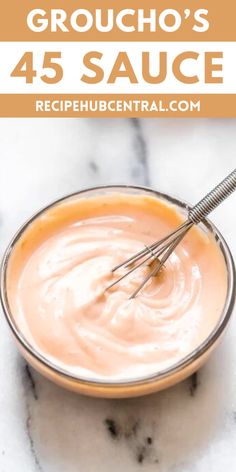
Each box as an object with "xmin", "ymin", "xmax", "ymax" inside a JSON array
[{"xmin": 107, "ymin": 168, "xmax": 236, "ymax": 299}]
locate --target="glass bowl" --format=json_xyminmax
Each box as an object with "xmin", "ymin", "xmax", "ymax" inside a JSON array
[{"xmin": 1, "ymin": 185, "xmax": 235, "ymax": 398}]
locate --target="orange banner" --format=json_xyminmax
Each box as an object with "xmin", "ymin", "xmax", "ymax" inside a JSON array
[
  {"xmin": 0, "ymin": 1, "xmax": 235, "ymax": 42},
  {"xmin": 0, "ymin": 94, "xmax": 236, "ymax": 117}
]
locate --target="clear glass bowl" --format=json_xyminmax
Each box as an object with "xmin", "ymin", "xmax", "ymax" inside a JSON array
[{"xmin": 1, "ymin": 186, "xmax": 235, "ymax": 398}]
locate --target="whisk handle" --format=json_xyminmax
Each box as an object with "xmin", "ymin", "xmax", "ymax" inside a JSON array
[{"xmin": 188, "ymin": 168, "xmax": 236, "ymax": 224}]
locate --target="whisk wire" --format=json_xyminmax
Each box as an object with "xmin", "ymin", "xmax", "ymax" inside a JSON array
[
  {"xmin": 112, "ymin": 221, "xmax": 191, "ymax": 273},
  {"xmin": 106, "ymin": 233, "xmax": 175, "ymax": 292},
  {"xmin": 106, "ymin": 168, "xmax": 236, "ymax": 298},
  {"xmin": 129, "ymin": 223, "xmax": 192, "ymax": 299}
]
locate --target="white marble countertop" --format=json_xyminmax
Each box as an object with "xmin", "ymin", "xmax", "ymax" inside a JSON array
[{"xmin": 0, "ymin": 118, "xmax": 236, "ymax": 472}]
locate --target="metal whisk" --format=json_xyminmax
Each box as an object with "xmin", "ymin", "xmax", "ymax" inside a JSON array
[{"xmin": 107, "ymin": 168, "xmax": 236, "ymax": 299}]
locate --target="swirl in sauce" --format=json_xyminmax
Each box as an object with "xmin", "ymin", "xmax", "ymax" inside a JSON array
[{"xmin": 7, "ymin": 194, "xmax": 227, "ymax": 380}]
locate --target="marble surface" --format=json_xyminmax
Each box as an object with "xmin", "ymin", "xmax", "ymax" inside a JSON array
[{"xmin": 0, "ymin": 118, "xmax": 236, "ymax": 472}]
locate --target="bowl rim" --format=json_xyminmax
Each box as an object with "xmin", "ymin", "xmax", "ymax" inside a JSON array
[{"xmin": 1, "ymin": 184, "xmax": 235, "ymax": 388}]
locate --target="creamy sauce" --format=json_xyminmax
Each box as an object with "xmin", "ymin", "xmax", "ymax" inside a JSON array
[{"xmin": 7, "ymin": 194, "xmax": 228, "ymax": 380}]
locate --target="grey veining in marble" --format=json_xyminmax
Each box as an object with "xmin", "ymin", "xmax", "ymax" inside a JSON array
[{"xmin": 0, "ymin": 118, "xmax": 236, "ymax": 472}]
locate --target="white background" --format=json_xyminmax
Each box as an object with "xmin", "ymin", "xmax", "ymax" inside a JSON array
[{"xmin": 0, "ymin": 42, "xmax": 236, "ymax": 94}]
